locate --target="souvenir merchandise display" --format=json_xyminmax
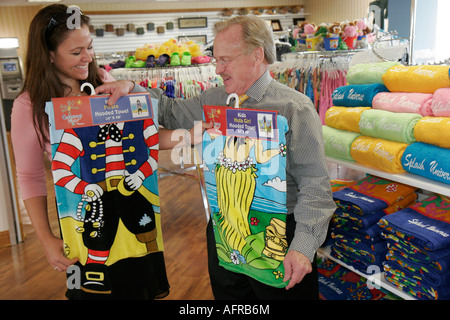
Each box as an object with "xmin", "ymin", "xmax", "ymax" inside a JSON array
[
  {"xmin": 292, "ymin": 19, "xmax": 375, "ymax": 52},
  {"xmin": 379, "ymin": 194, "xmax": 450, "ymax": 300},
  {"xmin": 103, "ymin": 38, "xmax": 210, "ymax": 70},
  {"xmin": 322, "ymin": 63, "xmax": 450, "ymax": 184},
  {"xmin": 317, "ymin": 256, "xmax": 400, "ymax": 300},
  {"xmin": 321, "ymin": 60, "xmax": 450, "ymax": 300},
  {"xmin": 328, "ymin": 175, "xmax": 417, "ymax": 274}
]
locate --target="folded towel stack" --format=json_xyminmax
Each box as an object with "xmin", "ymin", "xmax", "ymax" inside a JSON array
[
  {"xmin": 317, "ymin": 256, "xmax": 398, "ymax": 300},
  {"xmin": 378, "ymin": 194, "xmax": 450, "ymax": 299},
  {"xmin": 327, "ymin": 175, "xmax": 417, "ymax": 275},
  {"xmin": 324, "ymin": 63, "xmax": 450, "ymax": 184}
]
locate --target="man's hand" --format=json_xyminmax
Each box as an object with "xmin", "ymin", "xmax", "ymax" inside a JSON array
[
  {"xmin": 95, "ymin": 80, "xmax": 135, "ymax": 106},
  {"xmin": 283, "ymin": 250, "xmax": 312, "ymax": 290}
]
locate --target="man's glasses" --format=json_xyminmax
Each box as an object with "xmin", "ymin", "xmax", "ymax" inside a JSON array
[{"xmin": 211, "ymin": 53, "xmax": 245, "ymax": 68}]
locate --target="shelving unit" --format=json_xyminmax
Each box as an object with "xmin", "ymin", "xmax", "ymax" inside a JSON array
[
  {"xmin": 327, "ymin": 157, "xmax": 450, "ymax": 197},
  {"xmin": 321, "ymin": 156, "xmax": 450, "ymax": 300}
]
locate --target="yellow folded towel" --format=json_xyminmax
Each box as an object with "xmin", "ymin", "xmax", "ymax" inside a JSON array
[
  {"xmin": 382, "ymin": 65, "xmax": 450, "ymax": 94},
  {"xmin": 414, "ymin": 116, "xmax": 450, "ymax": 149},
  {"xmin": 350, "ymin": 136, "xmax": 408, "ymax": 173},
  {"xmin": 325, "ymin": 106, "xmax": 371, "ymax": 133}
]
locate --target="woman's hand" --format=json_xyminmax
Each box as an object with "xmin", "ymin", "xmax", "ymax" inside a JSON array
[
  {"xmin": 43, "ymin": 234, "xmax": 79, "ymax": 272},
  {"xmin": 95, "ymin": 80, "xmax": 135, "ymax": 106},
  {"xmin": 189, "ymin": 121, "xmax": 213, "ymax": 145}
]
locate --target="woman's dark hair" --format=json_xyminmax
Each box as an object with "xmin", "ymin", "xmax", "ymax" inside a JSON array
[{"xmin": 22, "ymin": 4, "xmax": 103, "ymax": 145}]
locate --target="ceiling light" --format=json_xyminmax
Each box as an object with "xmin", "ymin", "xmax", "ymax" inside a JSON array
[{"xmin": 0, "ymin": 38, "xmax": 19, "ymax": 49}]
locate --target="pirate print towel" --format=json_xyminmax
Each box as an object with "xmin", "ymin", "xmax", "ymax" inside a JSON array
[
  {"xmin": 202, "ymin": 103, "xmax": 289, "ymax": 288},
  {"xmin": 45, "ymin": 92, "xmax": 163, "ymax": 294}
]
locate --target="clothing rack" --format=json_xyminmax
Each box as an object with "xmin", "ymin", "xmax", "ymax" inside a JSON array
[
  {"xmin": 109, "ymin": 64, "xmax": 222, "ymax": 99},
  {"xmin": 271, "ymin": 51, "xmax": 362, "ymax": 124}
]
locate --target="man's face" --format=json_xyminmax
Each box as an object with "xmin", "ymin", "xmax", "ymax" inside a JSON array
[{"xmin": 213, "ymin": 24, "xmax": 260, "ymax": 96}]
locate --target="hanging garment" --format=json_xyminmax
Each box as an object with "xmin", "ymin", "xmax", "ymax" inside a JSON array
[
  {"xmin": 45, "ymin": 92, "xmax": 163, "ymax": 295},
  {"xmin": 202, "ymin": 101, "xmax": 289, "ymax": 288}
]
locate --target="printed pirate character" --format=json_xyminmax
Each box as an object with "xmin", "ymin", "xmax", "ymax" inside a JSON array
[{"xmin": 52, "ymin": 118, "xmax": 160, "ymax": 294}]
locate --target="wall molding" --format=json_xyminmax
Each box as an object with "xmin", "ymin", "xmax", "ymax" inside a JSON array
[{"xmin": 0, "ymin": 231, "xmax": 10, "ymax": 248}]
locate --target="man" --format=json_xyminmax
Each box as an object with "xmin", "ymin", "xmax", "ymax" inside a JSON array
[{"xmin": 97, "ymin": 15, "xmax": 336, "ymax": 299}]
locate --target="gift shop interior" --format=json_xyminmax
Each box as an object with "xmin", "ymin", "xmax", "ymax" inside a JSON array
[{"xmin": 0, "ymin": 0, "xmax": 449, "ymax": 301}]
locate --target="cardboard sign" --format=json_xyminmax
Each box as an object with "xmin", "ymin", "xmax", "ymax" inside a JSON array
[
  {"xmin": 203, "ymin": 105, "xmax": 278, "ymax": 141},
  {"xmin": 51, "ymin": 93, "xmax": 153, "ymax": 130}
]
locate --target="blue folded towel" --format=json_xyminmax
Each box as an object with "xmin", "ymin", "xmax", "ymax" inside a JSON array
[
  {"xmin": 386, "ymin": 249, "xmax": 450, "ymax": 287},
  {"xmin": 333, "ymin": 189, "xmax": 390, "ymax": 216},
  {"xmin": 384, "ymin": 235, "xmax": 450, "ymax": 272},
  {"xmin": 379, "ymin": 207, "xmax": 450, "ymax": 250},
  {"xmin": 402, "ymin": 142, "xmax": 450, "ymax": 185},
  {"xmin": 331, "ymin": 245, "xmax": 386, "ymax": 274},
  {"xmin": 332, "ymin": 83, "xmax": 389, "ymax": 107},
  {"xmin": 384, "ymin": 262, "xmax": 450, "ymax": 300},
  {"xmin": 335, "ymin": 208, "xmax": 385, "ymax": 229}
]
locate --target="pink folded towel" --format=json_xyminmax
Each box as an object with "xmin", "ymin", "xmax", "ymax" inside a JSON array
[
  {"xmin": 372, "ymin": 92, "xmax": 433, "ymax": 116},
  {"xmin": 428, "ymin": 88, "xmax": 450, "ymax": 117}
]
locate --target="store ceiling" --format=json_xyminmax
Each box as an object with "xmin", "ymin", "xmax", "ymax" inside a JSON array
[{"xmin": 0, "ymin": 0, "xmax": 214, "ymax": 6}]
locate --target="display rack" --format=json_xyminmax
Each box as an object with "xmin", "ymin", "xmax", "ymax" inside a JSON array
[
  {"xmin": 322, "ymin": 155, "xmax": 450, "ymax": 300},
  {"xmin": 326, "ymin": 157, "xmax": 450, "ymax": 197}
]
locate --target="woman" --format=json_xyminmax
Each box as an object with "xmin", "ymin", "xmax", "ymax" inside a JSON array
[{"xmin": 11, "ymin": 4, "xmax": 201, "ymax": 300}]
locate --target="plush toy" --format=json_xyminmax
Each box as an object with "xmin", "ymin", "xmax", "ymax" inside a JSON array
[
  {"xmin": 327, "ymin": 22, "xmax": 341, "ymax": 37},
  {"xmin": 304, "ymin": 23, "xmax": 317, "ymax": 37},
  {"xmin": 355, "ymin": 19, "xmax": 366, "ymax": 37},
  {"xmin": 343, "ymin": 24, "xmax": 357, "ymax": 38},
  {"xmin": 315, "ymin": 23, "xmax": 328, "ymax": 38}
]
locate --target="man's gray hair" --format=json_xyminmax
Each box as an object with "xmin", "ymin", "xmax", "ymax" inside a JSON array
[{"xmin": 213, "ymin": 15, "xmax": 277, "ymax": 64}]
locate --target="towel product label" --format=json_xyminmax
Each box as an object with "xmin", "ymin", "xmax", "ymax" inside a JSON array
[{"xmin": 202, "ymin": 104, "xmax": 289, "ymax": 288}]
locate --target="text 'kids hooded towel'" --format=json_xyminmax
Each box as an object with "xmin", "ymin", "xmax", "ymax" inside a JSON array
[
  {"xmin": 46, "ymin": 86, "xmax": 163, "ymax": 295},
  {"xmin": 202, "ymin": 94, "xmax": 289, "ymax": 288}
]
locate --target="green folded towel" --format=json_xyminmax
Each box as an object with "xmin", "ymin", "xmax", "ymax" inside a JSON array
[
  {"xmin": 322, "ymin": 125, "xmax": 361, "ymax": 161},
  {"xmin": 358, "ymin": 109, "xmax": 422, "ymax": 144}
]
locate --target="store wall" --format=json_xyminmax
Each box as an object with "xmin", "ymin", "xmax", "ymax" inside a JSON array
[{"xmin": 304, "ymin": 0, "xmax": 372, "ymax": 24}]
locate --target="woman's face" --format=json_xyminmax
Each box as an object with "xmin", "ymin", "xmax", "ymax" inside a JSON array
[{"xmin": 50, "ymin": 24, "xmax": 94, "ymax": 85}]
